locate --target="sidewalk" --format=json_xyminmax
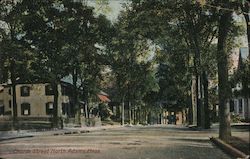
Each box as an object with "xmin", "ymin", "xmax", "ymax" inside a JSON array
[
  {"xmin": 0, "ymin": 125, "xmax": 122, "ymax": 141},
  {"xmin": 231, "ymin": 122, "xmax": 250, "ymax": 144},
  {"xmin": 210, "ymin": 123, "xmax": 250, "ymax": 158}
]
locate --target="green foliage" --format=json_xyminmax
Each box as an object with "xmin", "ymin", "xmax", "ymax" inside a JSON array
[
  {"xmin": 98, "ymin": 103, "xmax": 113, "ymax": 120},
  {"xmin": 231, "ymin": 58, "xmax": 250, "ymax": 98},
  {"xmin": 108, "ymin": 9, "xmax": 160, "ymax": 107},
  {"xmin": 123, "ymin": 0, "xmax": 243, "ymax": 109},
  {"xmin": 0, "ymin": 0, "xmax": 115, "ymax": 126},
  {"xmin": 0, "ymin": 0, "xmax": 34, "ymax": 83},
  {"xmin": 0, "ymin": 0, "xmax": 247, "ymax": 128}
]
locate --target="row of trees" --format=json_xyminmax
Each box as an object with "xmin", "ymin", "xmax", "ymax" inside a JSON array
[
  {"xmin": 0, "ymin": 0, "xmax": 249, "ymax": 141},
  {"xmin": 119, "ymin": 0, "xmax": 249, "ymax": 141},
  {"xmin": 0, "ymin": 0, "xmax": 113, "ymax": 127},
  {"xmin": 105, "ymin": 0, "xmax": 248, "ymax": 141}
]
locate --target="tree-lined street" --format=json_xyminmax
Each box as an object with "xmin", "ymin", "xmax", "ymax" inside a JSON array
[{"xmin": 0, "ymin": 0, "xmax": 249, "ymax": 158}]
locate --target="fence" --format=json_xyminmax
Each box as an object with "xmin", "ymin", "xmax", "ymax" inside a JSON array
[{"xmin": 0, "ymin": 116, "xmax": 52, "ymax": 130}]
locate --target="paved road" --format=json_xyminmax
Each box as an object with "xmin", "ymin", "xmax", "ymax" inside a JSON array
[{"xmin": 0, "ymin": 125, "xmax": 231, "ymax": 159}]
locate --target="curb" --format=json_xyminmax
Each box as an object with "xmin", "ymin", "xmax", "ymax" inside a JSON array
[
  {"xmin": 0, "ymin": 130, "xmax": 91, "ymax": 141},
  {"xmin": 210, "ymin": 137, "xmax": 249, "ymax": 159},
  {"xmin": 0, "ymin": 126, "xmax": 118, "ymax": 142},
  {"xmin": 53, "ymin": 130, "xmax": 91, "ymax": 136},
  {"xmin": 0, "ymin": 135, "xmax": 33, "ymax": 142}
]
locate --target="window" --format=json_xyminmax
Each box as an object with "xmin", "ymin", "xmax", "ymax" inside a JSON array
[
  {"xmin": 45, "ymin": 85, "xmax": 54, "ymax": 96},
  {"xmin": 21, "ymin": 103, "xmax": 30, "ymax": 116},
  {"xmin": 20, "ymin": 86, "xmax": 30, "ymax": 96},
  {"xmin": 46, "ymin": 102, "xmax": 54, "ymax": 115},
  {"xmin": 9, "ymin": 100, "xmax": 11, "ymax": 108},
  {"xmin": 8, "ymin": 88, "xmax": 11, "ymax": 95}
]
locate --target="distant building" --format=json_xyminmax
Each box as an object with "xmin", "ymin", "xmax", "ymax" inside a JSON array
[{"xmin": 0, "ymin": 82, "xmax": 74, "ymax": 118}]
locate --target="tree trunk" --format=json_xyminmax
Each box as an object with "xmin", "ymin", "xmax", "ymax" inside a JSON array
[
  {"xmin": 0, "ymin": 53, "xmax": 2, "ymax": 83},
  {"xmin": 10, "ymin": 60, "xmax": 18, "ymax": 130},
  {"xmin": 121, "ymin": 98, "xmax": 125, "ymax": 125},
  {"xmin": 128, "ymin": 101, "xmax": 131, "ymax": 125},
  {"xmin": 85, "ymin": 100, "xmax": 88, "ymax": 119},
  {"xmin": 127, "ymin": 84, "xmax": 132, "ymax": 125},
  {"xmin": 186, "ymin": 9, "xmax": 204, "ymax": 127},
  {"xmin": 148, "ymin": 111, "xmax": 150, "ymax": 124},
  {"xmin": 73, "ymin": 68, "xmax": 80, "ymax": 125},
  {"xmin": 11, "ymin": 81, "xmax": 18, "ymax": 129},
  {"xmin": 133, "ymin": 108, "xmax": 136, "ymax": 125},
  {"xmin": 217, "ymin": 8, "xmax": 232, "ymax": 141},
  {"xmin": 132, "ymin": 108, "xmax": 135, "ymax": 125},
  {"xmin": 138, "ymin": 108, "xmax": 141, "ymax": 124},
  {"xmin": 246, "ymin": 98, "xmax": 249, "ymax": 121},
  {"xmin": 188, "ymin": 100, "xmax": 193, "ymax": 125},
  {"xmin": 86, "ymin": 94, "xmax": 90, "ymax": 119},
  {"xmin": 145, "ymin": 110, "xmax": 148, "ymax": 124},
  {"xmin": 203, "ymin": 71, "xmax": 210, "ymax": 129},
  {"xmin": 52, "ymin": 82, "xmax": 59, "ymax": 128}
]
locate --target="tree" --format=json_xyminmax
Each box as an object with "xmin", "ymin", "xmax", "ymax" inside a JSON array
[
  {"xmin": 235, "ymin": 1, "xmax": 250, "ymax": 114},
  {"xmin": 216, "ymin": 0, "xmax": 233, "ymax": 141},
  {"xmin": 240, "ymin": 0, "xmax": 250, "ymax": 52},
  {"xmin": 231, "ymin": 50, "xmax": 250, "ymax": 122},
  {"xmin": 117, "ymin": 0, "xmax": 243, "ymax": 130},
  {"xmin": 156, "ymin": 46, "xmax": 191, "ymax": 113},
  {"xmin": 58, "ymin": 0, "xmax": 99, "ymax": 124},
  {"xmin": 19, "ymin": 0, "xmax": 72, "ymax": 127},
  {"xmin": 119, "ymin": 0, "xmax": 222, "ymax": 128},
  {"xmin": 0, "ymin": 0, "xmax": 34, "ymax": 129},
  {"xmin": 107, "ymin": 9, "xmax": 160, "ymax": 124},
  {"xmin": 12, "ymin": 0, "xmax": 114, "ymax": 127}
]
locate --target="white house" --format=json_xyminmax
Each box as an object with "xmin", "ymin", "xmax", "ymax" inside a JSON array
[{"xmin": 230, "ymin": 47, "xmax": 250, "ymax": 121}]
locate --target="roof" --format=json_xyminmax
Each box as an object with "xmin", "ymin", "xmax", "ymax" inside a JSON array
[
  {"xmin": 97, "ymin": 94, "xmax": 111, "ymax": 102},
  {"xmin": 0, "ymin": 80, "xmax": 72, "ymax": 87},
  {"xmin": 61, "ymin": 75, "xmax": 81, "ymax": 87},
  {"xmin": 229, "ymin": 47, "xmax": 249, "ymax": 75}
]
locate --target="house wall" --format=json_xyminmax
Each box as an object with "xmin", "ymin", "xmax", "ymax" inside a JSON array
[
  {"xmin": 0, "ymin": 87, "xmax": 12, "ymax": 114},
  {"xmin": 166, "ymin": 110, "xmax": 186, "ymax": 125},
  {"xmin": 0, "ymin": 83, "xmax": 70, "ymax": 117},
  {"xmin": 232, "ymin": 97, "xmax": 250, "ymax": 120},
  {"xmin": 17, "ymin": 84, "xmax": 53, "ymax": 117}
]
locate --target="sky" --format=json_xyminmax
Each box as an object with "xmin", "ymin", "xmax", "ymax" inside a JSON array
[
  {"xmin": 106, "ymin": 0, "xmax": 124, "ymax": 21},
  {"xmin": 88, "ymin": 0, "xmax": 125, "ymax": 21}
]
